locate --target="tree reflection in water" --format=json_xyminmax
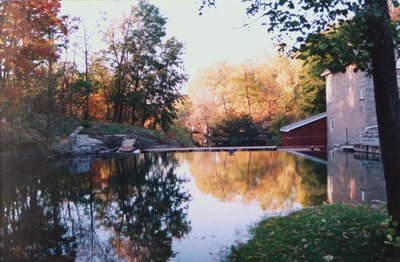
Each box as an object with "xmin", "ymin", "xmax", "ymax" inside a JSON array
[
  {"xmin": 178, "ymin": 151, "xmax": 326, "ymax": 212},
  {"xmin": 0, "ymin": 152, "xmax": 191, "ymax": 261}
]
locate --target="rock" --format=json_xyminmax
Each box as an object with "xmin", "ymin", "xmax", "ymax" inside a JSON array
[
  {"xmin": 69, "ymin": 134, "xmax": 107, "ymax": 155},
  {"xmin": 102, "ymin": 135, "xmax": 126, "ymax": 148},
  {"xmin": 118, "ymin": 139, "xmax": 138, "ymax": 152},
  {"xmin": 69, "ymin": 126, "xmax": 84, "ymax": 139},
  {"xmin": 138, "ymin": 137, "xmax": 160, "ymax": 149},
  {"xmin": 54, "ymin": 126, "xmax": 180, "ymax": 155},
  {"xmin": 53, "ymin": 126, "xmax": 108, "ymax": 156}
]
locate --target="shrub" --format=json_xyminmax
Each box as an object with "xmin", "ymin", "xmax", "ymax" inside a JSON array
[
  {"xmin": 267, "ymin": 114, "xmax": 290, "ymax": 146},
  {"xmin": 167, "ymin": 126, "xmax": 194, "ymax": 147},
  {"xmin": 210, "ymin": 115, "xmax": 261, "ymax": 146}
]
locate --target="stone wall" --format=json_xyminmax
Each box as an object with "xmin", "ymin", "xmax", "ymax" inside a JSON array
[
  {"xmin": 326, "ymin": 66, "xmax": 374, "ymax": 148},
  {"xmin": 326, "ymin": 67, "xmax": 400, "ymax": 149}
]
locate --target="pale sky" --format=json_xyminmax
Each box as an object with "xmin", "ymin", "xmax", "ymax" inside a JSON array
[{"xmin": 61, "ymin": 0, "xmax": 275, "ymax": 83}]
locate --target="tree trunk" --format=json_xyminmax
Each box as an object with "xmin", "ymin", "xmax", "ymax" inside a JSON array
[
  {"xmin": 84, "ymin": 26, "xmax": 90, "ymax": 120},
  {"xmin": 113, "ymin": 101, "xmax": 120, "ymax": 122},
  {"xmin": 365, "ymin": 0, "xmax": 400, "ymax": 229},
  {"xmin": 141, "ymin": 107, "xmax": 148, "ymax": 127},
  {"xmin": 46, "ymin": 58, "xmax": 55, "ymax": 150},
  {"xmin": 131, "ymin": 106, "xmax": 136, "ymax": 126}
]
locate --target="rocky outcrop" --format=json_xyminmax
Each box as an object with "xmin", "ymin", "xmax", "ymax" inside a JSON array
[
  {"xmin": 102, "ymin": 135, "xmax": 126, "ymax": 149},
  {"xmin": 54, "ymin": 126, "xmax": 108, "ymax": 156},
  {"xmin": 54, "ymin": 126, "xmax": 180, "ymax": 155},
  {"xmin": 69, "ymin": 134, "xmax": 107, "ymax": 154}
]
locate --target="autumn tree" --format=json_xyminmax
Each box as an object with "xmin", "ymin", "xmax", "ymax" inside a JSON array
[
  {"xmin": 0, "ymin": 1, "xmax": 69, "ymax": 106},
  {"xmin": 203, "ymin": 0, "xmax": 400, "ymax": 229},
  {"xmin": 187, "ymin": 56, "xmax": 311, "ymax": 144},
  {"xmin": 230, "ymin": 64, "xmax": 264, "ymax": 119},
  {"xmin": 0, "ymin": 0, "xmax": 76, "ymax": 146},
  {"xmin": 89, "ymin": 58, "xmax": 114, "ymax": 121}
]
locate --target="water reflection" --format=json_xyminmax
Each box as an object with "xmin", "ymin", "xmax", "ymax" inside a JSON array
[
  {"xmin": 178, "ymin": 151, "xmax": 327, "ymax": 213},
  {"xmin": 327, "ymin": 151, "xmax": 386, "ymax": 204},
  {"xmin": 1, "ymin": 151, "xmax": 329, "ymax": 261},
  {"xmin": 0, "ymin": 153, "xmax": 191, "ymax": 261}
]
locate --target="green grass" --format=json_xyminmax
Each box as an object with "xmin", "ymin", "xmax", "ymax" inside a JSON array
[
  {"xmin": 167, "ymin": 126, "xmax": 195, "ymax": 147},
  {"xmin": 81, "ymin": 121, "xmax": 163, "ymax": 138},
  {"xmin": 229, "ymin": 204, "xmax": 400, "ymax": 262},
  {"xmin": 82, "ymin": 122, "xmax": 129, "ymax": 136}
]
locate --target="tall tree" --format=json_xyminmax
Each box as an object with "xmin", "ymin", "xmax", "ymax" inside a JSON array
[
  {"xmin": 149, "ymin": 37, "xmax": 186, "ymax": 130},
  {"xmin": 103, "ymin": 10, "xmax": 134, "ymax": 123},
  {"xmin": 203, "ymin": 0, "xmax": 400, "ymax": 228},
  {"xmin": 103, "ymin": 1, "xmax": 186, "ymax": 129}
]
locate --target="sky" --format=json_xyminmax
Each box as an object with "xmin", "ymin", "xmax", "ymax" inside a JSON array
[{"xmin": 61, "ymin": 0, "xmax": 276, "ymax": 84}]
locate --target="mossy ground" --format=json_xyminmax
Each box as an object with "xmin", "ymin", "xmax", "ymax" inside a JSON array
[{"xmin": 229, "ymin": 204, "xmax": 400, "ymax": 262}]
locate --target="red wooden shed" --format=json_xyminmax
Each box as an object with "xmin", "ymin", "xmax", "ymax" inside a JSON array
[{"xmin": 280, "ymin": 113, "xmax": 327, "ymax": 149}]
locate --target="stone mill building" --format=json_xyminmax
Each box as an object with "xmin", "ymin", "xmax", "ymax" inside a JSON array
[{"xmin": 322, "ymin": 64, "xmax": 400, "ymax": 152}]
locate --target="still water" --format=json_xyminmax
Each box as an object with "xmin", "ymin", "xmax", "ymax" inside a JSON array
[{"xmin": 0, "ymin": 151, "xmax": 386, "ymax": 261}]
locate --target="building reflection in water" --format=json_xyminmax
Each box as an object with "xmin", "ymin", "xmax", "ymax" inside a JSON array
[{"xmin": 327, "ymin": 150, "xmax": 386, "ymax": 204}]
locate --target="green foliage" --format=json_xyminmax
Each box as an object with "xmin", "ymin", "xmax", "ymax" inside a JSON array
[
  {"xmin": 79, "ymin": 119, "xmax": 92, "ymax": 128},
  {"xmin": 210, "ymin": 115, "xmax": 261, "ymax": 146},
  {"xmin": 267, "ymin": 114, "xmax": 290, "ymax": 146},
  {"xmin": 229, "ymin": 204, "xmax": 400, "ymax": 262},
  {"xmin": 82, "ymin": 122, "xmax": 129, "ymax": 136},
  {"xmin": 81, "ymin": 121, "xmax": 166, "ymax": 141},
  {"xmin": 167, "ymin": 126, "xmax": 194, "ymax": 147},
  {"xmin": 296, "ymin": 63, "xmax": 326, "ymax": 116},
  {"xmin": 383, "ymin": 217, "xmax": 400, "ymax": 249},
  {"xmin": 294, "ymin": 20, "xmax": 371, "ymax": 73},
  {"xmin": 296, "ymin": 158, "xmax": 327, "ymax": 206},
  {"xmin": 0, "ymin": 107, "xmax": 80, "ymax": 151},
  {"xmin": 106, "ymin": 1, "xmax": 186, "ymax": 128}
]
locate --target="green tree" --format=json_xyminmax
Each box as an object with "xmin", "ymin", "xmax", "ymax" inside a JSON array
[
  {"xmin": 143, "ymin": 37, "xmax": 186, "ymax": 130},
  {"xmin": 103, "ymin": 1, "xmax": 186, "ymax": 129},
  {"xmin": 210, "ymin": 115, "xmax": 259, "ymax": 146},
  {"xmin": 203, "ymin": 0, "xmax": 400, "ymax": 229},
  {"xmin": 267, "ymin": 113, "xmax": 290, "ymax": 146},
  {"xmin": 296, "ymin": 63, "xmax": 326, "ymax": 116}
]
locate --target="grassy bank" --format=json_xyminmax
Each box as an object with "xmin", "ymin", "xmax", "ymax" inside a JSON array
[
  {"xmin": 0, "ymin": 113, "xmax": 79, "ymax": 151},
  {"xmin": 229, "ymin": 204, "xmax": 400, "ymax": 262},
  {"xmin": 0, "ymin": 112, "xmax": 193, "ymax": 152}
]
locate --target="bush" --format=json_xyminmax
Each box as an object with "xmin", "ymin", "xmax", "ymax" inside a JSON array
[
  {"xmin": 210, "ymin": 115, "xmax": 262, "ymax": 146},
  {"xmin": 167, "ymin": 126, "xmax": 194, "ymax": 147},
  {"xmin": 267, "ymin": 114, "xmax": 290, "ymax": 146}
]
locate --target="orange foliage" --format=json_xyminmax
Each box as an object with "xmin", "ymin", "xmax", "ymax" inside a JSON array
[
  {"xmin": 178, "ymin": 151, "xmax": 325, "ymax": 212},
  {"xmin": 0, "ymin": 0, "xmax": 72, "ymax": 103}
]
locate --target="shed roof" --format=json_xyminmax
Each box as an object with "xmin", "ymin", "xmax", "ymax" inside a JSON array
[{"xmin": 280, "ymin": 112, "xmax": 327, "ymax": 132}]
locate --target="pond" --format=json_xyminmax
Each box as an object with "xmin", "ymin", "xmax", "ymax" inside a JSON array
[{"xmin": 0, "ymin": 150, "xmax": 386, "ymax": 261}]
